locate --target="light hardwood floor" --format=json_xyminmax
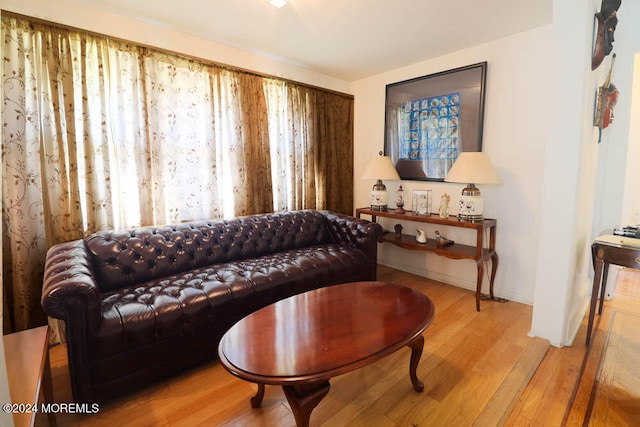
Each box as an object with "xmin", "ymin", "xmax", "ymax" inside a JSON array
[
  {"xmin": 507, "ymin": 267, "xmax": 640, "ymax": 427},
  {"xmin": 46, "ymin": 266, "xmax": 640, "ymax": 426}
]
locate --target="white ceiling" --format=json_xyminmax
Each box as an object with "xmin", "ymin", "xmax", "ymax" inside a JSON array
[{"xmin": 76, "ymin": 0, "xmax": 553, "ymax": 81}]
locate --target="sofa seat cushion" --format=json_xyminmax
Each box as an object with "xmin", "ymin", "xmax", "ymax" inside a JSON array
[{"xmin": 91, "ymin": 243, "xmax": 370, "ymax": 358}]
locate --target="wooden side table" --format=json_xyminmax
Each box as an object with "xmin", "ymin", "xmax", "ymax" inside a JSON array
[
  {"xmin": 356, "ymin": 207, "xmax": 499, "ymax": 311},
  {"xmin": 586, "ymin": 234, "xmax": 640, "ymax": 345},
  {"xmin": 3, "ymin": 325, "xmax": 55, "ymax": 427}
]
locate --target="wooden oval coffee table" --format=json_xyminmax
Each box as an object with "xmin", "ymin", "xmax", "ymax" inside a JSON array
[{"xmin": 218, "ymin": 281, "xmax": 435, "ymax": 427}]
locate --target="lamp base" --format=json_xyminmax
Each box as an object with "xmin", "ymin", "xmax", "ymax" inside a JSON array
[
  {"xmin": 370, "ymin": 204, "xmax": 388, "ymax": 211},
  {"xmin": 370, "ymin": 180, "xmax": 388, "ymax": 212},
  {"xmin": 457, "ymin": 184, "xmax": 484, "ymax": 222},
  {"xmin": 458, "ymin": 212, "xmax": 484, "ymax": 222}
]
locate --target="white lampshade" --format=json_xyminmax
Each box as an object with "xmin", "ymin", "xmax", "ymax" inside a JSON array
[
  {"xmin": 444, "ymin": 152, "xmax": 501, "ymax": 185},
  {"xmin": 361, "ymin": 154, "xmax": 401, "ymax": 181},
  {"xmin": 361, "ymin": 152, "xmax": 400, "ymax": 211},
  {"xmin": 445, "ymin": 152, "xmax": 501, "ymax": 222}
]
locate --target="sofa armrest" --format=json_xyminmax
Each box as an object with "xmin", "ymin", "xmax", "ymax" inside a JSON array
[
  {"xmin": 320, "ymin": 211, "xmax": 383, "ymax": 258},
  {"xmin": 42, "ymin": 240, "xmax": 102, "ymax": 335}
]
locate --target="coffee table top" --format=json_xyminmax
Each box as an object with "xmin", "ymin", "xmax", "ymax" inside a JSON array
[{"xmin": 218, "ymin": 281, "xmax": 435, "ymax": 385}]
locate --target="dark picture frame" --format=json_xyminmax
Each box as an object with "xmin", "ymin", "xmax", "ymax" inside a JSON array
[{"xmin": 384, "ymin": 62, "xmax": 488, "ymax": 181}]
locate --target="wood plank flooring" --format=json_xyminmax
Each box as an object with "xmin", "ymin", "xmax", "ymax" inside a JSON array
[
  {"xmin": 507, "ymin": 267, "xmax": 640, "ymax": 427},
  {"xmin": 44, "ymin": 266, "xmax": 640, "ymax": 426}
]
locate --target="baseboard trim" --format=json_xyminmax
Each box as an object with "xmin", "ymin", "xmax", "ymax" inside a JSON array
[{"xmin": 378, "ymin": 260, "xmax": 533, "ymax": 306}]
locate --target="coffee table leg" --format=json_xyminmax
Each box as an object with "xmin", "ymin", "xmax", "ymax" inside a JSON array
[
  {"xmin": 282, "ymin": 381, "xmax": 330, "ymax": 427},
  {"xmin": 250, "ymin": 383, "xmax": 266, "ymax": 408},
  {"xmin": 407, "ymin": 334, "xmax": 425, "ymax": 392}
]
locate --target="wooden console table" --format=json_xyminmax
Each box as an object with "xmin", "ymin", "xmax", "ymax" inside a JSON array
[
  {"xmin": 586, "ymin": 233, "xmax": 640, "ymax": 345},
  {"xmin": 356, "ymin": 207, "xmax": 499, "ymax": 311}
]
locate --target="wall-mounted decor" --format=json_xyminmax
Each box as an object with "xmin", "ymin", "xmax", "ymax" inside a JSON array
[
  {"xmin": 594, "ymin": 53, "xmax": 619, "ymax": 143},
  {"xmin": 384, "ymin": 62, "xmax": 487, "ymax": 181},
  {"xmin": 591, "ymin": 0, "xmax": 621, "ymax": 71}
]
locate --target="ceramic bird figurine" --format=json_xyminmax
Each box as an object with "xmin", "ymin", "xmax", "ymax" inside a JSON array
[
  {"xmin": 435, "ymin": 230, "xmax": 454, "ymax": 247},
  {"xmin": 416, "ymin": 229, "xmax": 427, "ymax": 243}
]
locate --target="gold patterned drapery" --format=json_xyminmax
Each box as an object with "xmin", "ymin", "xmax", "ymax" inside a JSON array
[{"xmin": 1, "ymin": 14, "xmax": 353, "ymax": 338}]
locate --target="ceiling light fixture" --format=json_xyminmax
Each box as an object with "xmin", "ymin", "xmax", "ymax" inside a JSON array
[{"xmin": 268, "ymin": 0, "xmax": 288, "ymax": 8}]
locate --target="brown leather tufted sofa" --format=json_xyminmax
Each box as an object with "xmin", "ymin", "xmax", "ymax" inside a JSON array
[{"xmin": 42, "ymin": 210, "xmax": 383, "ymax": 403}]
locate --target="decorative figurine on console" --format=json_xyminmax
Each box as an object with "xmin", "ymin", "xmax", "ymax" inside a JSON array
[
  {"xmin": 394, "ymin": 224, "xmax": 403, "ymax": 240},
  {"xmin": 416, "ymin": 229, "xmax": 427, "ymax": 244},
  {"xmin": 395, "ymin": 185, "xmax": 405, "ymax": 214},
  {"xmin": 439, "ymin": 193, "xmax": 450, "ymax": 218},
  {"xmin": 435, "ymin": 230, "xmax": 454, "ymax": 247}
]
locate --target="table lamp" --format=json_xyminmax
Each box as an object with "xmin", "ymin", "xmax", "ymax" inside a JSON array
[
  {"xmin": 444, "ymin": 152, "xmax": 501, "ymax": 222},
  {"xmin": 361, "ymin": 151, "xmax": 400, "ymax": 211}
]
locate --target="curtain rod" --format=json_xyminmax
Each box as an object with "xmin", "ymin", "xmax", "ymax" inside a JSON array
[{"xmin": 1, "ymin": 10, "xmax": 354, "ymax": 100}]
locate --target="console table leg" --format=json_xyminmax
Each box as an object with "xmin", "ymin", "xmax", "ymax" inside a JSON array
[
  {"xmin": 586, "ymin": 249, "xmax": 605, "ymax": 345},
  {"xmin": 283, "ymin": 381, "xmax": 330, "ymax": 427},
  {"xmin": 250, "ymin": 383, "xmax": 265, "ymax": 408},
  {"xmin": 598, "ymin": 262, "xmax": 609, "ymax": 315},
  {"xmin": 475, "ymin": 260, "xmax": 484, "ymax": 311},
  {"xmin": 489, "ymin": 253, "xmax": 499, "ymax": 300},
  {"xmin": 407, "ymin": 335, "xmax": 425, "ymax": 392}
]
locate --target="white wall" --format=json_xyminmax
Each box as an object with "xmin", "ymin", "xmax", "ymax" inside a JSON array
[
  {"xmin": 531, "ymin": 0, "xmax": 600, "ymax": 347},
  {"xmin": 352, "ymin": 26, "xmax": 552, "ymax": 306},
  {"xmin": 624, "ymin": 54, "xmax": 640, "ymax": 226},
  {"xmin": 531, "ymin": 0, "xmax": 640, "ymax": 347}
]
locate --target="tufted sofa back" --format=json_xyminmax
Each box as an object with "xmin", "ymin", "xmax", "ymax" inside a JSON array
[{"xmin": 85, "ymin": 210, "xmax": 331, "ymax": 292}]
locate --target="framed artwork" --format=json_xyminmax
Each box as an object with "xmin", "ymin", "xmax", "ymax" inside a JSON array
[{"xmin": 384, "ymin": 62, "xmax": 488, "ymax": 181}]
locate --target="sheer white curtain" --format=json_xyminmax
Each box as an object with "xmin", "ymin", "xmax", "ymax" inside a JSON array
[
  {"xmin": 139, "ymin": 50, "xmax": 224, "ymax": 223},
  {"xmin": 264, "ymin": 79, "xmax": 291, "ymax": 211},
  {"xmin": 264, "ymin": 79, "xmax": 322, "ymax": 211},
  {"xmin": 264, "ymin": 81, "xmax": 354, "ymax": 212}
]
